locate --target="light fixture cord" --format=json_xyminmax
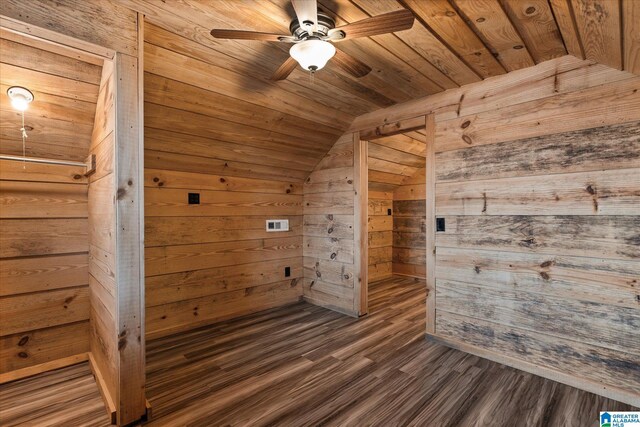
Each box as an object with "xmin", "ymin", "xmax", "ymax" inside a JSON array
[{"xmin": 20, "ymin": 110, "xmax": 28, "ymax": 169}]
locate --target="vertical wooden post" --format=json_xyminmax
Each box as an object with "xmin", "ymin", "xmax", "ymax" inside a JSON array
[
  {"xmin": 425, "ymin": 114, "xmax": 436, "ymax": 334},
  {"xmin": 113, "ymin": 46, "xmax": 146, "ymax": 425},
  {"xmin": 353, "ymin": 132, "xmax": 368, "ymax": 316}
]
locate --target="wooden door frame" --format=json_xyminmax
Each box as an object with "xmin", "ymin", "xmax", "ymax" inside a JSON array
[{"xmin": 354, "ymin": 114, "xmax": 436, "ymax": 331}]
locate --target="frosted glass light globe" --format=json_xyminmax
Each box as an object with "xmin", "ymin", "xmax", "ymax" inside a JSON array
[{"xmin": 290, "ymin": 39, "xmax": 336, "ymax": 71}]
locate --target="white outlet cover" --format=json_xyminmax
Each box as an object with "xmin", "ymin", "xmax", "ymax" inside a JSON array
[{"xmin": 266, "ymin": 219, "xmax": 289, "ymax": 232}]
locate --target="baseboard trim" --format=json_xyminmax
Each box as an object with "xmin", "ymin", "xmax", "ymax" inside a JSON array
[
  {"xmin": 0, "ymin": 352, "xmax": 89, "ymax": 384},
  {"xmin": 391, "ymin": 272, "xmax": 426, "ymax": 279},
  {"xmin": 302, "ymin": 296, "xmax": 359, "ymax": 318},
  {"xmin": 88, "ymin": 352, "xmax": 116, "ymax": 424},
  {"xmin": 427, "ymin": 333, "xmax": 640, "ymax": 408}
]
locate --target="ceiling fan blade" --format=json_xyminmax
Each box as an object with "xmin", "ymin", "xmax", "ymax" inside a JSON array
[
  {"xmin": 330, "ymin": 9, "xmax": 414, "ymax": 40},
  {"xmin": 210, "ymin": 29, "xmax": 293, "ymax": 42},
  {"xmin": 271, "ymin": 57, "xmax": 299, "ymax": 81},
  {"xmin": 332, "ymin": 49, "xmax": 372, "ymax": 78},
  {"xmin": 292, "ymin": 0, "xmax": 318, "ymax": 33}
]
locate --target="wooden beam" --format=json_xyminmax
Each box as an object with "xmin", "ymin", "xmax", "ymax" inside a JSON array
[
  {"xmin": 353, "ymin": 133, "xmax": 368, "ymax": 316},
  {"xmin": 424, "ymin": 114, "xmax": 436, "ymax": 334},
  {"xmin": 0, "ymin": 15, "xmax": 115, "ymax": 60},
  {"xmin": 113, "ymin": 50, "xmax": 146, "ymax": 426},
  {"xmin": 360, "ymin": 116, "xmax": 426, "ymax": 141},
  {"xmin": 349, "ymin": 56, "xmax": 631, "ymax": 132}
]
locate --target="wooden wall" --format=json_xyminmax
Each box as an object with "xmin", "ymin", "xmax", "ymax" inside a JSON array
[
  {"xmin": 392, "ymin": 170, "xmax": 426, "ymax": 278},
  {"xmin": 350, "ymin": 55, "xmax": 640, "ymax": 405},
  {"xmin": 0, "ymin": 27, "xmax": 102, "ymax": 380},
  {"xmin": 1, "ymin": 2, "xmax": 146, "ymax": 423},
  {"xmin": 303, "ymin": 134, "xmax": 358, "ymax": 315},
  {"xmin": 88, "ymin": 50, "xmax": 146, "ymax": 424},
  {"xmin": 143, "ymin": 24, "xmax": 304, "ymax": 339},
  {"xmin": 435, "ymin": 118, "xmax": 640, "ymax": 404},
  {"xmin": 0, "ymin": 160, "xmax": 89, "ymax": 377},
  {"xmin": 88, "ymin": 60, "xmax": 118, "ymax": 411},
  {"xmin": 368, "ymin": 190, "xmax": 393, "ymax": 282}
]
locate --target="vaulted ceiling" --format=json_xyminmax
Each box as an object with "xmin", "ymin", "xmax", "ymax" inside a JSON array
[
  {"xmin": 3, "ymin": 0, "xmax": 637, "ymax": 167},
  {"xmin": 122, "ymin": 0, "xmax": 638, "ymax": 180}
]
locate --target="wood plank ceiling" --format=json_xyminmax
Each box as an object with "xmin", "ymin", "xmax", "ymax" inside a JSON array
[
  {"xmin": 0, "ymin": 30, "xmax": 102, "ymax": 161},
  {"xmin": 122, "ymin": 0, "xmax": 638, "ymax": 179},
  {"xmin": 368, "ymin": 132, "xmax": 426, "ymax": 192},
  {"xmin": 5, "ymin": 0, "xmax": 637, "ymax": 165}
]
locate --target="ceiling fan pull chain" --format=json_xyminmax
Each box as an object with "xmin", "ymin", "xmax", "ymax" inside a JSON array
[{"xmin": 20, "ymin": 111, "xmax": 28, "ymax": 169}]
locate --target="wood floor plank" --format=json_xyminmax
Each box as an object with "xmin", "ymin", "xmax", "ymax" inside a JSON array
[{"xmin": 0, "ymin": 276, "xmax": 635, "ymax": 425}]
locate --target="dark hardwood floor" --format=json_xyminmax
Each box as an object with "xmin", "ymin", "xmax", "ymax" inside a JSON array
[{"xmin": 0, "ymin": 275, "xmax": 634, "ymax": 426}]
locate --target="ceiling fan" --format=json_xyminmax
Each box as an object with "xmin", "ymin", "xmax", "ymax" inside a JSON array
[{"xmin": 210, "ymin": 0, "xmax": 415, "ymax": 81}]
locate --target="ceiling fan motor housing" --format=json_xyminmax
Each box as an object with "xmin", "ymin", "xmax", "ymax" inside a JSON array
[{"xmin": 290, "ymin": 12, "xmax": 336, "ymax": 39}]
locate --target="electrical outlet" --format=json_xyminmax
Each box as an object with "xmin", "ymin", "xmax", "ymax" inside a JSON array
[
  {"xmin": 387, "ymin": 208, "xmax": 392, "ymax": 216},
  {"xmin": 284, "ymin": 266, "xmax": 291, "ymax": 277},
  {"xmin": 188, "ymin": 193, "xmax": 200, "ymax": 205},
  {"xmin": 266, "ymin": 219, "xmax": 289, "ymax": 232}
]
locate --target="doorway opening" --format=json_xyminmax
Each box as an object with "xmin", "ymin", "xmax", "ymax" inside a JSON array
[{"xmin": 366, "ymin": 131, "xmax": 427, "ymax": 314}]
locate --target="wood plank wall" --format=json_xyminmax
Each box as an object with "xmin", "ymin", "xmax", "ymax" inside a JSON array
[
  {"xmin": 348, "ymin": 55, "xmax": 640, "ymax": 405},
  {"xmin": 143, "ymin": 24, "xmax": 304, "ymax": 339},
  {"xmin": 1, "ymin": 2, "xmax": 146, "ymax": 422},
  {"xmin": 435, "ymin": 118, "xmax": 640, "ymax": 404},
  {"xmin": 0, "ymin": 160, "xmax": 89, "ymax": 376},
  {"xmin": 368, "ymin": 190, "xmax": 393, "ymax": 282},
  {"xmin": 0, "ymin": 27, "xmax": 102, "ymax": 379},
  {"xmin": 88, "ymin": 49, "xmax": 147, "ymax": 424},
  {"xmin": 392, "ymin": 170, "xmax": 426, "ymax": 278},
  {"xmin": 303, "ymin": 134, "xmax": 357, "ymax": 315},
  {"xmin": 88, "ymin": 60, "xmax": 118, "ymax": 409}
]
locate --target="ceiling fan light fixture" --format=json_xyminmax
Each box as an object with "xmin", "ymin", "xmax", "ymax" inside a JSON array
[{"xmin": 289, "ymin": 39, "xmax": 336, "ymax": 72}]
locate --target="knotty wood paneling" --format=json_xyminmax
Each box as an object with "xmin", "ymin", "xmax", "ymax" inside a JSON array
[
  {"xmin": 0, "ymin": 160, "xmax": 89, "ymax": 375},
  {"xmin": 87, "ymin": 60, "xmax": 118, "ymax": 407},
  {"xmin": 303, "ymin": 134, "xmax": 357, "ymax": 315},
  {"xmin": 0, "ymin": 0, "xmax": 138, "ymax": 56},
  {"xmin": 368, "ymin": 190, "xmax": 393, "ymax": 282},
  {"xmin": 0, "ymin": 32, "xmax": 101, "ymax": 161},
  {"xmin": 393, "ymin": 169, "xmax": 426, "ymax": 278},
  {"xmin": 346, "ymin": 57, "xmax": 640, "ymax": 405},
  {"xmin": 87, "ymin": 50, "xmax": 146, "ymax": 424},
  {"xmin": 432, "ymin": 80, "xmax": 640, "ymax": 404},
  {"xmin": 143, "ymin": 27, "xmax": 305, "ymax": 338}
]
